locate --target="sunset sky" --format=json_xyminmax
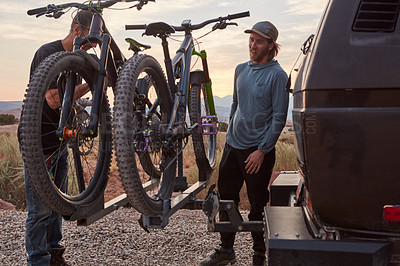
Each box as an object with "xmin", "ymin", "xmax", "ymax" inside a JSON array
[{"xmin": 0, "ymin": 0, "xmax": 327, "ymax": 101}]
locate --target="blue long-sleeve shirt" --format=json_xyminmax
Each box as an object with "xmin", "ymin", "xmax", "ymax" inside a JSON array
[{"xmin": 226, "ymin": 59, "xmax": 289, "ymax": 153}]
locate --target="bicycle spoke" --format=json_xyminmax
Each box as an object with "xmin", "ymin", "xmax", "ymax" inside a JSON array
[{"xmin": 72, "ymin": 149, "xmax": 86, "ymax": 193}]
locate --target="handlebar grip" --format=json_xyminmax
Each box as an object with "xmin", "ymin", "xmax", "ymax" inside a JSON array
[
  {"xmin": 27, "ymin": 6, "xmax": 48, "ymax": 16},
  {"xmin": 125, "ymin": 24, "xmax": 147, "ymax": 30},
  {"xmin": 227, "ymin": 11, "xmax": 250, "ymax": 20}
]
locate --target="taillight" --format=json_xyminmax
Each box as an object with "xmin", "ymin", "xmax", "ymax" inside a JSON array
[{"xmin": 383, "ymin": 205, "xmax": 400, "ymax": 221}]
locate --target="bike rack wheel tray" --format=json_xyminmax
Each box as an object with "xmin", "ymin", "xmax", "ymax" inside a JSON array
[
  {"xmin": 71, "ymin": 179, "xmax": 208, "ymax": 227},
  {"xmin": 72, "ymin": 179, "xmax": 158, "ymax": 226}
]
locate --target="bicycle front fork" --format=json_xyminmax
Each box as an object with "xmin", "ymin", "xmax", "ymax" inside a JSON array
[
  {"xmin": 190, "ymin": 50, "xmax": 218, "ymax": 136},
  {"xmin": 56, "ymin": 34, "xmax": 111, "ymax": 140}
]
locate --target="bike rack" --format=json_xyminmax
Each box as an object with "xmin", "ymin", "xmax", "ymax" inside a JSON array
[
  {"xmin": 70, "ymin": 140, "xmax": 209, "ymax": 227},
  {"xmin": 73, "ymin": 179, "xmax": 263, "ymax": 233},
  {"xmin": 201, "ymin": 187, "xmax": 264, "ymax": 233},
  {"xmin": 71, "ymin": 165, "xmax": 262, "ymax": 234},
  {"xmin": 141, "ymin": 181, "xmax": 207, "ymax": 229},
  {"xmin": 72, "ymin": 179, "xmax": 158, "ymax": 226},
  {"xmin": 72, "ymin": 178, "xmax": 207, "ymax": 227},
  {"xmin": 139, "ymin": 182, "xmax": 263, "ymax": 232}
]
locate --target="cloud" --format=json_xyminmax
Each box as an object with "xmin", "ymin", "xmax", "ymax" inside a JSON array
[
  {"xmin": 0, "ymin": 0, "xmax": 72, "ymax": 42},
  {"xmin": 285, "ymin": 0, "xmax": 328, "ymax": 15},
  {"xmin": 0, "ymin": 22, "xmax": 65, "ymax": 42},
  {"xmin": 218, "ymin": 2, "xmax": 236, "ymax": 7},
  {"xmin": 1, "ymin": 0, "xmax": 54, "ymax": 15},
  {"xmin": 124, "ymin": 0, "xmax": 216, "ymax": 18}
]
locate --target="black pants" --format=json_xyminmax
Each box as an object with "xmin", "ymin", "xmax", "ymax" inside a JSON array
[{"xmin": 218, "ymin": 143, "xmax": 275, "ymax": 253}]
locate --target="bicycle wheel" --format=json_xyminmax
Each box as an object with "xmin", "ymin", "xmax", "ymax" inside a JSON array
[
  {"xmin": 189, "ymin": 84, "xmax": 217, "ymax": 178},
  {"xmin": 114, "ymin": 54, "xmax": 176, "ymax": 216},
  {"xmin": 20, "ymin": 51, "xmax": 112, "ymax": 217}
]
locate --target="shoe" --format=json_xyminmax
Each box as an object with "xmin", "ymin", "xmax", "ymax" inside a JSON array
[
  {"xmin": 252, "ymin": 252, "xmax": 266, "ymax": 266},
  {"xmin": 200, "ymin": 247, "xmax": 236, "ymax": 265},
  {"xmin": 49, "ymin": 245, "xmax": 69, "ymax": 266}
]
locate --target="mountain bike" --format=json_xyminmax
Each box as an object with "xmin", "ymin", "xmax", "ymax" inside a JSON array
[
  {"xmin": 114, "ymin": 11, "xmax": 250, "ymax": 218},
  {"xmin": 20, "ymin": 0, "xmax": 154, "ymax": 218}
]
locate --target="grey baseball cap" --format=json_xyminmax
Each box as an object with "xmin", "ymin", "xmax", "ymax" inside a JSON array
[{"xmin": 245, "ymin": 21, "xmax": 278, "ymax": 42}]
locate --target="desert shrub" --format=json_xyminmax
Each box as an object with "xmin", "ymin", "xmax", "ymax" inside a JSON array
[
  {"xmin": 278, "ymin": 132, "xmax": 295, "ymax": 145},
  {"xmin": 0, "ymin": 132, "xmax": 25, "ymax": 210},
  {"xmin": 218, "ymin": 121, "xmax": 228, "ymax": 132},
  {"xmin": 0, "ymin": 114, "xmax": 19, "ymax": 125}
]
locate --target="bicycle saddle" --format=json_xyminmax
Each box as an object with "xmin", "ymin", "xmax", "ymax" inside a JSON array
[
  {"xmin": 125, "ymin": 38, "xmax": 151, "ymax": 53},
  {"xmin": 144, "ymin": 22, "xmax": 175, "ymax": 37}
]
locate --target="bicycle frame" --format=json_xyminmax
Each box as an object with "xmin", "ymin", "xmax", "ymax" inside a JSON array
[
  {"xmin": 159, "ymin": 29, "xmax": 217, "ymax": 140},
  {"xmin": 126, "ymin": 11, "xmax": 251, "ymax": 143}
]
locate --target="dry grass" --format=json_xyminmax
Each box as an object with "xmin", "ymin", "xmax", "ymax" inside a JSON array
[
  {"xmin": 0, "ymin": 132, "xmax": 25, "ymax": 210},
  {"xmin": 274, "ymin": 132, "xmax": 297, "ymax": 172}
]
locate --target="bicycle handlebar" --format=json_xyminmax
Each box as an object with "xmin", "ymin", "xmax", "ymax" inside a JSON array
[
  {"xmin": 125, "ymin": 11, "xmax": 250, "ymax": 32},
  {"xmin": 227, "ymin": 11, "xmax": 250, "ymax": 20},
  {"xmin": 175, "ymin": 11, "xmax": 250, "ymax": 31},
  {"xmin": 27, "ymin": 0, "xmax": 154, "ymax": 17},
  {"xmin": 125, "ymin": 24, "xmax": 147, "ymax": 30},
  {"xmin": 27, "ymin": 6, "xmax": 48, "ymax": 16}
]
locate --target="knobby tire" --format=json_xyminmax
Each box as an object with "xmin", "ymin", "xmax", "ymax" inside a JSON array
[
  {"xmin": 114, "ymin": 54, "xmax": 175, "ymax": 217},
  {"xmin": 189, "ymin": 84, "xmax": 217, "ymax": 177},
  {"xmin": 20, "ymin": 51, "xmax": 112, "ymax": 217}
]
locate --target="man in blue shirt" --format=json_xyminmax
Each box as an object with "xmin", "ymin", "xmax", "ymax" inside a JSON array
[{"xmin": 201, "ymin": 21, "xmax": 289, "ymax": 266}]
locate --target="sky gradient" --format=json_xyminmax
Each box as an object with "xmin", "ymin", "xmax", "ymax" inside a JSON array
[{"xmin": 0, "ymin": 0, "xmax": 327, "ymax": 101}]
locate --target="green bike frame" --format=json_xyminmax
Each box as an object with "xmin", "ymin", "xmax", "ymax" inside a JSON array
[{"xmin": 191, "ymin": 49, "xmax": 216, "ymax": 116}]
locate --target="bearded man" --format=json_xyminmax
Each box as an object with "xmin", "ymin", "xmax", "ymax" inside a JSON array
[{"xmin": 201, "ymin": 21, "xmax": 289, "ymax": 266}]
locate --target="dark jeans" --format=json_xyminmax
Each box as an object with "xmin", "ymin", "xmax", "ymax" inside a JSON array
[
  {"xmin": 218, "ymin": 143, "xmax": 275, "ymax": 253},
  {"xmin": 24, "ymin": 148, "xmax": 68, "ymax": 266}
]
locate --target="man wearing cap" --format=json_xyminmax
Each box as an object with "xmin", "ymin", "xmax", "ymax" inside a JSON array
[{"xmin": 200, "ymin": 21, "xmax": 289, "ymax": 266}]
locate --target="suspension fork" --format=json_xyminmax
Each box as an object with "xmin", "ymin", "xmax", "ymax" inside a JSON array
[
  {"xmin": 82, "ymin": 33, "xmax": 111, "ymax": 138},
  {"xmin": 56, "ymin": 13, "xmax": 110, "ymax": 139},
  {"xmin": 56, "ymin": 72, "xmax": 77, "ymax": 138},
  {"xmin": 191, "ymin": 50, "xmax": 216, "ymax": 116}
]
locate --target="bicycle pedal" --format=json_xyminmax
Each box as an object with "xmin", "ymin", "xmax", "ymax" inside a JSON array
[{"xmin": 200, "ymin": 115, "xmax": 218, "ymax": 135}]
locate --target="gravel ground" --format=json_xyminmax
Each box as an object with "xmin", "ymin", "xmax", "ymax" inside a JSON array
[{"xmin": 0, "ymin": 208, "xmax": 255, "ymax": 265}]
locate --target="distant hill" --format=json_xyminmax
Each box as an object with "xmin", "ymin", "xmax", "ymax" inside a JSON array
[
  {"xmin": 0, "ymin": 101, "xmax": 23, "ymax": 112},
  {"xmin": 0, "ymin": 101, "xmax": 23, "ymax": 118},
  {"xmin": 213, "ymin": 95, "xmax": 293, "ymax": 121},
  {"xmin": 213, "ymin": 95, "xmax": 233, "ymax": 108}
]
